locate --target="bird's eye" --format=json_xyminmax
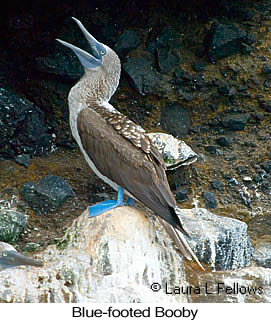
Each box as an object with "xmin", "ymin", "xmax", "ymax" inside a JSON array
[
  {"xmin": 100, "ymin": 50, "xmax": 105, "ymax": 55},
  {"xmin": 2, "ymin": 251, "xmax": 8, "ymax": 257}
]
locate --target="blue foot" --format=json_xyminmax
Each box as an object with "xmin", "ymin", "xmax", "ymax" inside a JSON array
[{"xmin": 89, "ymin": 187, "xmax": 134, "ymax": 218}]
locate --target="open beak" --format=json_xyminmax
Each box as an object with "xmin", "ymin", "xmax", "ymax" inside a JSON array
[{"xmin": 56, "ymin": 17, "xmax": 106, "ymax": 69}]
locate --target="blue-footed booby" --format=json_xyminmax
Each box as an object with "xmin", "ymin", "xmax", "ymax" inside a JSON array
[
  {"xmin": 0, "ymin": 242, "xmax": 43, "ymax": 271},
  {"xmin": 57, "ymin": 17, "xmax": 204, "ymax": 269}
]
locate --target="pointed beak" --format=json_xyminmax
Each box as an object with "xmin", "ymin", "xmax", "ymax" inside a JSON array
[
  {"xmin": 0, "ymin": 250, "xmax": 43, "ymax": 270},
  {"xmin": 56, "ymin": 17, "xmax": 106, "ymax": 69}
]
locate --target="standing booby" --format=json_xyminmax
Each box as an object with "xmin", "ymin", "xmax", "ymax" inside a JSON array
[
  {"xmin": 57, "ymin": 17, "xmax": 204, "ymax": 269},
  {"xmin": 0, "ymin": 242, "xmax": 43, "ymax": 271}
]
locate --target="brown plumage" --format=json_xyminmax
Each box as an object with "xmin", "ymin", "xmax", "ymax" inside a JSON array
[{"xmin": 77, "ymin": 105, "xmax": 187, "ymax": 234}]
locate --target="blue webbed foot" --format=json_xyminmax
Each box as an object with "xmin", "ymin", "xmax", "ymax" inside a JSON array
[{"xmin": 89, "ymin": 187, "xmax": 134, "ymax": 218}]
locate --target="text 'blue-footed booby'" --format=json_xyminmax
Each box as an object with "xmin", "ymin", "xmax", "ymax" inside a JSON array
[{"xmin": 57, "ymin": 17, "xmax": 204, "ymax": 270}]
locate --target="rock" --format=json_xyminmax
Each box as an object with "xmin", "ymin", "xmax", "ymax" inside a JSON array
[
  {"xmin": 236, "ymin": 165, "xmax": 247, "ymax": 174},
  {"xmin": 147, "ymin": 132, "xmax": 197, "ymax": 170},
  {"xmin": 147, "ymin": 26, "xmax": 181, "ymax": 73},
  {"xmin": 0, "ymin": 87, "xmax": 52, "ymax": 158},
  {"xmin": 241, "ymin": 43, "xmax": 253, "ymax": 55},
  {"xmin": 156, "ymin": 47, "xmax": 180, "ymax": 73},
  {"xmin": 36, "ymin": 51, "xmax": 83, "ymax": 80},
  {"xmin": 211, "ymin": 179, "xmax": 224, "ymax": 191},
  {"xmin": 192, "ymin": 62, "xmax": 206, "ymax": 72},
  {"xmin": 216, "ymin": 79, "xmax": 231, "ymax": 95},
  {"xmin": 20, "ymin": 175, "xmax": 74, "ymax": 214},
  {"xmin": 175, "ymin": 187, "xmax": 189, "ymax": 202},
  {"xmin": 160, "ymin": 103, "xmax": 191, "ymax": 138},
  {"xmin": 253, "ymin": 174, "xmax": 263, "ymax": 183},
  {"xmin": 0, "ymin": 205, "xmax": 257, "ymax": 301},
  {"xmin": 253, "ymin": 241, "xmax": 271, "ymax": 268},
  {"xmin": 23, "ymin": 243, "xmax": 41, "ymax": 252},
  {"xmin": 14, "ymin": 154, "xmax": 31, "ymax": 168},
  {"xmin": 222, "ymin": 113, "xmax": 250, "ymax": 131},
  {"xmin": 205, "ymin": 23, "xmax": 249, "ymax": 61},
  {"xmin": 0, "ymin": 207, "xmax": 187, "ymax": 302},
  {"xmin": 259, "ymin": 98, "xmax": 271, "ymax": 112},
  {"xmin": 174, "ymin": 69, "xmax": 184, "ymax": 79},
  {"xmin": 262, "ymin": 161, "xmax": 271, "ymax": 173},
  {"xmin": 216, "ymin": 136, "xmax": 232, "ymax": 147},
  {"xmin": 0, "ymin": 209, "xmax": 28, "ymax": 242},
  {"xmin": 123, "ymin": 51, "xmax": 161, "ymax": 95},
  {"xmin": 114, "ymin": 30, "xmax": 140, "ymax": 57},
  {"xmin": 205, "ymin": 145, "xmax": 217, "ymax": 154},
  {"xmin": 202, "ymin": 191, "xmax": 218, "ymax": 209},
  {"xmin": 262, "ymin": 63, "xmax": 271, "ymax": 77},
  {"xmin": 243, "ymin": 176, "xmax": 252, "ymax": 183},
  {"xmin": 254, "ymin": 113, "xmax": 265, "ymax": 121},
  {"xmin": 180, "ymin": 208, "xmax": 253, "ymax": 270},
  {"xmin": 147, "ymin": 26, "xmax": 180, "ymax": 54}
]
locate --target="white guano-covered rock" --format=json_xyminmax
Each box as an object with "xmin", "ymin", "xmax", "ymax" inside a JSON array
[{"xmin": 0, "ymin": 207, "xmax": 187, "ymax": 303}]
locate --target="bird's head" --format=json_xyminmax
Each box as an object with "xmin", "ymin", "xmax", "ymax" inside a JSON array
[
  {"xmin": 0, "ymin": 242, "xmax": 43, "ymax": 271},
  {"xmin": 56, "ymin": 17, "xmax": 121, "ymax": 102}
]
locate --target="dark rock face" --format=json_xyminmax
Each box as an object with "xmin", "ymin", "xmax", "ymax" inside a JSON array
[
  {"xmin": 202, "ymin": 191, "xmax": 218, "ymax": 209},
  {"xmin": 0, "ymin": 209, "xmax": 28, "ymax": 242},
  {"xmin": 0, "ymin": 87, "xmax": 52, "ymax": 158},
  {"xmin": 221, "ymin": 113, "xmax": 250, "ymax": 131},
  {"xmin": 147, "ymin": 26, "xmax": 181, "ymax": 72},
  {"xmin": 20, "ymin": 175, "xmax": 74, "ymax": 214},
  {"xmin": 205, "ymin": 22, "xmax": 250, "ymax": 61},
  {"xmin": 123, "ymin": 51, "xmax": 161, "ymax": 95},
  {"xmin": 36, "ymin": 50, "xmax": 83, "ymax": 80},
  {"xmin": 160, "ymin": 103, "xmax": 191, "ymax": 137},
  {"xmin": 156, "ymin": 47, "xmax": 180, "ymax": 73},
  {"xmin": 114, "ymin": 30, "xmax": 140, "ymax": 57}
]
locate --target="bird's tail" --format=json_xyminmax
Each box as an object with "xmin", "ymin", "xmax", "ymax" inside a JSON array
[{"xmin": 158, "ymin": 217, "xmax": 205, "ymax": 271}]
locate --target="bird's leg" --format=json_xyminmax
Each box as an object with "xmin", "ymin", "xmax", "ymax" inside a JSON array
[{"xmin": 89, "ymin": 186, "xmax": 134, "ymax": 217}]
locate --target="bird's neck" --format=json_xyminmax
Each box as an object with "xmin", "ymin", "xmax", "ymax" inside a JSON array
[{"xmin": 69, "ymin": 68, "xmax": 120, "ymax": 109}]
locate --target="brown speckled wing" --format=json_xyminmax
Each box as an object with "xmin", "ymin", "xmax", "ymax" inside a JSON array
[
  {"xmin": 77, "ymin": 107, "xmax": 186, "ymax": 233},
  {"xmin": 91, "ymin": 104, "xmax": 164, "ymax": 164}
]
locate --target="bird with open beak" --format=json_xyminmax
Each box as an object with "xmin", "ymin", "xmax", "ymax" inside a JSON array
[{"xmin": 56, "ymin": 17, "xmax": 204, "ymax": 270}]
